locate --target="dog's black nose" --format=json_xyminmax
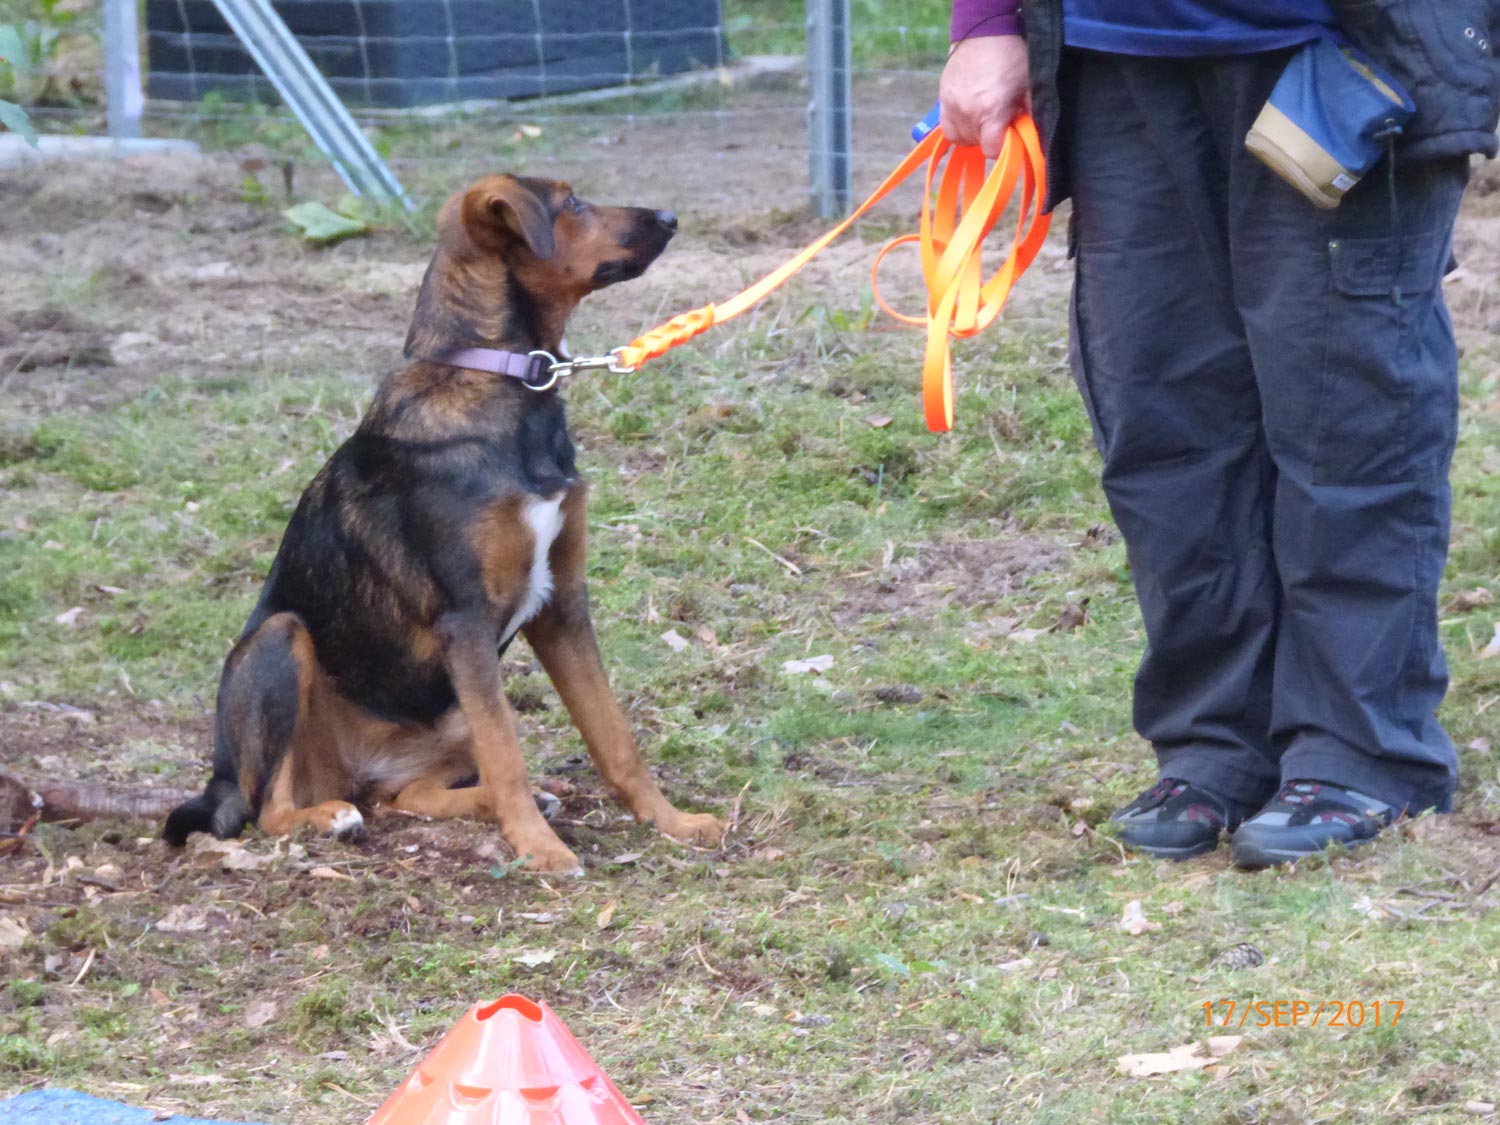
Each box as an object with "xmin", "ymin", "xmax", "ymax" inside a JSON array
[{"xmin": 655, "ymin": 210, "xmax": 678, "ymax": 233}]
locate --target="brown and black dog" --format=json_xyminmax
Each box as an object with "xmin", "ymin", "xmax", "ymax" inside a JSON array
[{"xmin": 163, "ymin": 175, "xmax": 725, "ymax": 874}]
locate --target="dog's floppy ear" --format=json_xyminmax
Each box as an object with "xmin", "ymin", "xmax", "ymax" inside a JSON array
[{"xmin": 461, "ymin": 176, "xmax": 556, "ymax": 260}]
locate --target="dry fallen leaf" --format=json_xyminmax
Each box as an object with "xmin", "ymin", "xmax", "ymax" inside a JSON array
[
  {"xmin": 1119, "ymin": 900, "xmax": 1161, "ymax": 936},
  {"xmin": 514, "ymin": 949, "xmax": 558, "ymax": 968},
  {"xmin": 156, "ymin": 905, "xmax": 210, "ymax": 934},
  {"xmin": 0, "ymin": 913, "xmax": 31, "ymax": 952},
  {"xmin": 1009, "ymin": 627, "xmax": 1047, "ymax": 644},
  {"xmin": 244, "ymin": 1000, "xmax": 277, "ymax": 1029},
  {"xmin": 308, "ymin": 866, "xmax": 354, "ymax": 881},
  {"xmin": 783, "ymin": 654, "xmax": 835, "ymax": 675},
  {"xmin": 864, "ymin": 414, "xmax": 893, "ymax": 428},
  {"xmin": 1449, "ymin": 587, "xmax": 1494, "ymax": 613},
  {"xmin": 1055, "ymin": 599, "xmax": 1090, "ymax": 632},
  {"xmin": 1118, "ymin": 1035, "xmax": 1242, "ymax": 1077},
  {"xmin": 189, "ymin": 835, "xmax": 303, "ymax": 871},
  {"xmin": 660, "ymin": 629, "xmax": 691, "ymax": 653},
  {"xmin": 597, "ymin": 900, "xmax": 618, "ymax": 930},
  {"xmin": 1209, "ymin": 942, "xmax": 1265, "ymax": 970},
  {"xmin": 54, "ymin": 606, "xmax": 84, "ymax": 627}
]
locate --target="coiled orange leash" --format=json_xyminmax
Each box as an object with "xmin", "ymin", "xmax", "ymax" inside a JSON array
[{"xmin": 609, "ymin": 114, "xmax": 1051, "ymax": 433}]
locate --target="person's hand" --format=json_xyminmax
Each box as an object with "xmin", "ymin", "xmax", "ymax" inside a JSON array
[{"xmin": 938, "ymin": 34, "xmax": 1031, "ymax": 158}]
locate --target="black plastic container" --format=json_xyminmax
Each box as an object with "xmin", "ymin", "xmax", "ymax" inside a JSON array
[{"xmin": 145, "ymin": 1, "xmax": 726, "ymax": 107}]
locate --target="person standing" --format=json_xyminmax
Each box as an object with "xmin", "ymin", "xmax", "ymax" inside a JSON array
[{"xmin": 941, "ymin": 1, "xmax": 1499, "ymax": 865}]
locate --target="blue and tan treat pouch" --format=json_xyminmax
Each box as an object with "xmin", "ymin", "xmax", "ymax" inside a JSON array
[{"xmin": 1246, "ymin": 36, "xmax": 1415, "ymax": 209}]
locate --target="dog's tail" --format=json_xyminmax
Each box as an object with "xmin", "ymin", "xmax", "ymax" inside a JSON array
[{"xmin": 163, "ymin": 775, "xmax": 251, "ymax": 846}]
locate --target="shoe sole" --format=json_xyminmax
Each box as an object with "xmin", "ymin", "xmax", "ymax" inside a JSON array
[
  {"xmin": 1113, "ymin": 830, "xmax": 1223, "ymax": 861},
  {"xmin": 1232, "ymin": 833, "xmax": 1378, "ymax": 870}
]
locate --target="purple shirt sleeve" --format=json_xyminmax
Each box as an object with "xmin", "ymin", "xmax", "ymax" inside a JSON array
[{"xmin": 951, "ymin": 0, "xmax": 1022, "ymax": 40}]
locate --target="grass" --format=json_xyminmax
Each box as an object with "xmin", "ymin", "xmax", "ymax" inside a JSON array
[
  {"xmin": 4, "ymin": 115, "xmax": 1500, "ymax": 1124},
  {"xmin": 730, "ymin": 0, "xmax": 952, "ymax": 64}
]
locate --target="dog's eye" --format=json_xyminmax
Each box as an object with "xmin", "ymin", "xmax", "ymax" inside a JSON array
[{"xmin": 563, "ymin": 195, "xmax": 586, "ymax": 214}]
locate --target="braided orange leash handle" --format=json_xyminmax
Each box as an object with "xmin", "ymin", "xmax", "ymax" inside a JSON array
[{"xmin": 612, "ymin": 116, "xmax": 1051, "ymax": 433}]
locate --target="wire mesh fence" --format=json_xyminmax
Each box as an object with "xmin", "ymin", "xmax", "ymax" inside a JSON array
[{"xmin": 1, "ymin": 1, "xmax": 954, "ymax": 218}]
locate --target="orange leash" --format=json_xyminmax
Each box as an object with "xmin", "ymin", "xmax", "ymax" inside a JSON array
[{"xmin": 610, "ymin": 115, "xmax": 1051, "ymax": 433}]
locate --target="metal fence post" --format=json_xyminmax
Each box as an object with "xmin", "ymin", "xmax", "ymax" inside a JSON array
[
  {"xmin": 807, "ymin": 0, "xmax": 852, "ymax": 218},
  {"xmin": 209, "ymin": 0, "xmax": 410, "ymax": 208},
  {"xmin": 103, "ymin": 0, "xmax": 143, "ymax": 140}
]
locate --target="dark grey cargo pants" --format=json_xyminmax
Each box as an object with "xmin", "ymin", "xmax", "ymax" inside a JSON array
[{"xmin": 1063, "ymin": 47, "xmax": 1470, "ymax": 813}]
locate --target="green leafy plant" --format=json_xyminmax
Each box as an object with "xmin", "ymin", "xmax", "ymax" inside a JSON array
[
  {"xmin": 283, "ymin": 200, "xmax": 371, "ymax": 245},
  {"xmin": 0, "ymin": 95, "xmax": 35, "ymax": 144},
  {"xmin": 0, "ymin": 23, "xmax": 36, "ymax": 144},
  {"xmin": 0, "ymin": 18, "xmax": 57, "ymax": 104}
]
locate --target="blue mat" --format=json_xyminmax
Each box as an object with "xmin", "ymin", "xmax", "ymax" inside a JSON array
[{"xmin": 1, "ymin": 1089, "xmax": 276, "ymax": 1124}]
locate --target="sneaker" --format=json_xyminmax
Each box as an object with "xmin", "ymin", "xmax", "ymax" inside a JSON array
[
  {"xmin": 1231, "ymin": 780, "xmax": 1396, "ymax": 869},
  {"xmin": 1108, "ymin": 778, "xmax": 1249, "ymax": 860}
]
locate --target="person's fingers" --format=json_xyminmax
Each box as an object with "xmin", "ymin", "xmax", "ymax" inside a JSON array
[
  {"xmin": 937, "ymin": 35, "xmax": 1029, "ymax": 151},
  {"xmin": 939, "ymin": 103, "xmax": 964, "ymax": 145},
  {"xmin": 979, "ymin": 117, "xmax": 1006, "ymax": 161}
]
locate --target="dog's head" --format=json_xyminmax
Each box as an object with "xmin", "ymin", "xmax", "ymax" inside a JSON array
[
  {"xmin": 408, "ymin": 174, "xmax": 676, "ymax": 358},
  {"xmin": 457, "ymin": 174, "xmax": 677, "ymax": 292}
]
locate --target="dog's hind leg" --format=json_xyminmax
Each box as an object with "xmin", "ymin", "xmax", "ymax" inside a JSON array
[
  {"xmin": 387, "ymin": 756, "xmax": 491, "ymax": 820},
  {"xmin": 218, "ymin": 612, "xmax": 362, "ymax": 840},
  {"xmin": 165, "ymin": 608, "xmax": 292, "ymax": 844}
]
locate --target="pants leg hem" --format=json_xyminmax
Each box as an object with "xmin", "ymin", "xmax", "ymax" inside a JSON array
[
  {"xmin": 1152, "ymin": 748, "xmax": 1279, "ymax": 807},
  {"xmin": 1277, "ymin": 745, "xmax": 1455, "ymax": 813}
]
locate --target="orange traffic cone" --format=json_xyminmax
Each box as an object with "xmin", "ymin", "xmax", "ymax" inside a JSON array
[{"xmin": 367, "ymin": 995, "xmax": 646, "ymax": 1125}]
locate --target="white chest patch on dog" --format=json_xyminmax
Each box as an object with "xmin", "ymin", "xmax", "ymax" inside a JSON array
[{"xmin": 503, "ymin": 493, "xmax": 565, "ymax": 642}]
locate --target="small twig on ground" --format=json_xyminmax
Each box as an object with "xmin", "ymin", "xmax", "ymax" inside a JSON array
[
  {"xmin": 0, "ymin": 811, "xmax": 41, "ymax": 856},
  {"xmin": 1471, "ymin": 864, "xmax": 1500, "ymax": 899},
  {"xmin": 743, "ymin": 536, "xmax": 802, "ymax": 576},
  {"xmin": 692, "ymin": 928, "xmax": 723, "ymax": 978},
  {"xmin": 378, "ymin": 1011, "xmax": 419, "ymax": 1054},
  {"xmin": 1394, "ymin": 887, "xmax": 1459, "ymax": 901},
  {"xmin": 321, "ymin": 1082, "xmax": 377, "ymax": 1108},
  {"xmin": 715, "ymin": 779, "xmax": 754, "ymax": 860},
  {"xmin": 70, "ymin": 947, "xmax": 97, "ymax": 987}
]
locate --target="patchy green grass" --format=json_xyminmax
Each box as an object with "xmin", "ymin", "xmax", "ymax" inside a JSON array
[{"xmin": 3, "ymin": 139, "xmax": 1500, "ymax": 1124}]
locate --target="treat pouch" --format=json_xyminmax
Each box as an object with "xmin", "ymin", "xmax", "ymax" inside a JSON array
[{"xmin": 1246, "ymin": 35, "xmax": 1415, "ymax": 209}]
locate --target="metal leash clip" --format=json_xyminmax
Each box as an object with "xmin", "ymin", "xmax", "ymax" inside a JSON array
[{"xmin": 524, "ymin": 350, "xmax": 635, "ymax": 392}]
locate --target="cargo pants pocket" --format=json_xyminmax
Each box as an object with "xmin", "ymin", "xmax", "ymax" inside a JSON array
[{"xmin": 1310, "ymin": 226, "xmax": 1456, "ymax": 486}]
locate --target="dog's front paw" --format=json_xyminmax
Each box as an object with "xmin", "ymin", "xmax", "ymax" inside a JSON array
[
  {"xmin": 660, "ymin": 811, "xmax": 727, "ymax": 849},
  {"xmin": 308, "ymin": 801, "xmax": 366, "ymax": 840},
  {"xmin": 518, "ymin": 840, "xmax": 584, "ymax": 877}
]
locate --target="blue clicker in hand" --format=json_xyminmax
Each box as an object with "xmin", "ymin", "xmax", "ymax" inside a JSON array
[{"xmin": 912, "ymin": 102, "xmax": 942, "ymax": 143}]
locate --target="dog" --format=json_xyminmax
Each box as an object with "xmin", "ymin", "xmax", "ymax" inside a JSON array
[{"xmin": 163, "ymin": 174, "xmax": 726, "ymax": 874}]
